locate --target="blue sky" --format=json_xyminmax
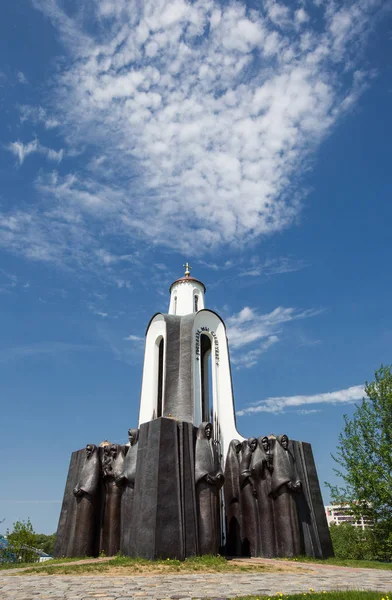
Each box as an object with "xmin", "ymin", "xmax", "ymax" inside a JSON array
[{"xmin": 0, "ymin": 0, "xmax": 391, "ymax": 535}]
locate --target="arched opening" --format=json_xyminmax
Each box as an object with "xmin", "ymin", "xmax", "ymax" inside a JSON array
[
  {"xmin": 200, "ymin": 334, "xmax": 212, "ymax": 422},
  {"xmin": 194, "ymin": 294, "xmax": 199, "ymax": 312},
  {"xmin": 157, "ymin": 337, "xmax": 164, "ymax": 418},
  {"xmin": 174, "ymin": 296, "xmax": 177, "ymax": 315}
]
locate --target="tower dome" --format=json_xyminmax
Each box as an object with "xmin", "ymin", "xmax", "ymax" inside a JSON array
[{"xmin": 168, "ymin": 262, "xmax": 206, "ymax": 316}]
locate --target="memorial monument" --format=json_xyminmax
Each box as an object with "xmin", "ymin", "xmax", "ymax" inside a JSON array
[{"xmin": 54, "ymin": 264, "xmax": 333, "ymax": 560}]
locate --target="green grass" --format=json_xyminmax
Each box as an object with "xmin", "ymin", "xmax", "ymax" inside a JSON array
[
  {"xmin": 287, "ymin": 557, "xmax": 392, "ymax": 570},
  {"xmin": 0, "ymin": 556, "xmax": 91, "ymax": 570},
  {"xmin": 8, "ymin": 554, "xmax": 271, "ymax": 575},
  {"xmin": 228, "ymin": 594, "xmax": 392, "ymax": 600},
  {"xmin": 3, "ymin": 554, "xmax": 392, "ymax": 576}
]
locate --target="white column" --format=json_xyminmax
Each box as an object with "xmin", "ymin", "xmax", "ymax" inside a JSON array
[{"xmin": 138, "ymin": 314, "xmax": 166, "ymax": 426}]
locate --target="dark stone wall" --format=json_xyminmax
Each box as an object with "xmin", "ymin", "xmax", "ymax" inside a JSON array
[
  {"xmin": 298, "ymin": 442, "xmax": 334, "ymax": 558},
  {"xmin": 53, "ymin": 449, "xmax": 85, "ymax": 557},
  {"xmin": 130, "ymin": 418, "xmax": 198, "ymax": 560}
]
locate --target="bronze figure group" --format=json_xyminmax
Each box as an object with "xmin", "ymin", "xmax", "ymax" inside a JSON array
[
  {"xmin": 56, "ymin": 422, "xmax": 331, "ymax": 559},
  {"xmin": 224, "ymin": 434, "xmax": 304, "ymax": 557},
  {"xmin": 67, "ymin": 422, "xmax": 226, "ymax": 557},
  {"xmin": 66, "ymin": 429, "xmax": 139, "ymax": 557}
]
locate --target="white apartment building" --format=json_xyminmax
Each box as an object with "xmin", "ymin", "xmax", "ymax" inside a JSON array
[{"xmin": 325, "ymin": 504, "xmax": 371, "ymax": 530}]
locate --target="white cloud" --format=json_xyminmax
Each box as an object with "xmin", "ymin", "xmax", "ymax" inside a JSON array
[
  {"xmin": 19, "ymin": 104, "xmax": 60, "ymax": 128},
  {"xmin": 231, "ymin": 335, "xmax": 279, "ymax": 369},
  {"xmin": 227, "ymin": 305, "xmax": 322, "ymax": 348},
  {"xmin": 17, "ymin": 71, "xmax": 29, "ymax": 84},
  {"xmin": 8, "ymin": 139, "xmax": 39, "ymax": 165},
  {"xmin": 7, "ymin": 139, "xmax": 63, "ymax": 165},
  {"xmin": 46, "ymin": 148, "xmax": 64, "ymax": 162},
  {"xmin": 226, "ymin": 304, "xmax": 321, "ymax": 368},
  {"xmin": 295, "ymin": 9, "xmax": 309, "ymax": 26},
  {"xmin": 124, "ymin": 334, "xmax": 144, "ymax": 342},
  {"xmin": 0, "ymin": 0, "xmax": 386, "ymax": 265},
  {"xmin": 239, "ymin": 256, "xmax": 307, "ymax": 278},
  {"xmin": 237, "ymin": 384, "xmax": 365, "ymax": 415}
]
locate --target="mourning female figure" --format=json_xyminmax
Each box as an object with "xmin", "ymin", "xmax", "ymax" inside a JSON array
[
  {"xmin": 195, "ymin": 422, "xmax": 224, "ymax": 555},
  {"xmin": 118, "ymin": 428, "xmax": 139, "ymax": 555},
  {"xmin": 69, "ymin": 444, "xmax": 100, "ymax": 557},
  {"xmin": 251, "ymin": 436, "xmax": 276, "ymax": 557},
  {"xmin": 239, "ymin": 437, "xmax": 260, "ymax": 556},
  {"xmin": 101, "ymin": 443, "xmax": 124, "ymax": 556},
  {"xmin": 224, "ymin": 439, "xmax": 242, "ymax": 556},
  {"xmin": 271, "ymin": 434, "xmax": 302, "ymax": 557}
]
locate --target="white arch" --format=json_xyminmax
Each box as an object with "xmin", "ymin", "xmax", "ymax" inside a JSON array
[
  {"xmin": 193, "ymin": 310, "xmax": 244, "ymax": 458},
  {"xmin": 138, "ymin": 314, "xmax": 166, "ymax": 426}
]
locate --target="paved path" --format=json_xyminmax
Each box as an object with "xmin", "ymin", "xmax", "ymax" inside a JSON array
[{"xmin": 1, "ymin": 565, "xmax": 391, "ymax": 600}]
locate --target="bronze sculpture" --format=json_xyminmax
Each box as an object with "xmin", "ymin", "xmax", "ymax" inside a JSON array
[
  {"xmin": 195, "ymin": 422, "xmax": 224, "ymax": 554},
  {"xmin": 118, "ymin": 429, "xmax": 139, "ymax": 555},
  {"xmin": 68, "ymin": 444, "xmax": 100, "ymax": 557},
  {"xmin": 101, "ymin": 443, "xmax": 124, "ymax": 556},
  {"xmin": 224, "ymin": 439, "xmax": 242, "ymax": 556},
  {"xmin": 55, "ymin": 428, "xmax": 332, "ymax": 559},
  {"xmin": 271, "ymin": 434, "xmax": 303, "ymax": 557},
  {"xmin": 251, "ymin": 436, "xmax": 276, "ymax": 557},
  {"xmin": 239, "ymin": 437, "xmax": 260, "ymax": 556}
]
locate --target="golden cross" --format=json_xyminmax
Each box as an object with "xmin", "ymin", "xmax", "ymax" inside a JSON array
[{"xmin": 183, "ymin": 261, "xmax": 192, "ymax": 276}]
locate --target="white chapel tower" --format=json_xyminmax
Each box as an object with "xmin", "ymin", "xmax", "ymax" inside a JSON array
[{"xmin": 138, "ymin": 263, "xmax": 243, "ymax": 457}]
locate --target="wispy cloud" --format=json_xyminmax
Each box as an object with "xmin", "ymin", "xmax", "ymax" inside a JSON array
[
  {"xmin": 97, "ymin": 328, "xmax": 143, "ymax": 364},
  {"xmin": 17, "ymin": 71, "xmax": 28, "ymax": 85},
  {"xmin": 19, "ymin": 104, "xmax": 60, "ymax": 129},
  {"xmin": 237, "ymin": 384, "xmax": 365, "ymax": 415},
  {"xmin": 0, "ymin": 0, "xmax": 385, "ymax": 268},
  {"xmin": 205, "ymin": 255, "xmax": 307, "ymax": 291},
  {"xmin": 230, "ymin": 335, "xmax": 279, "ymax": 369},
  {"xmin": 7, "ymin": 139, "xmax": 63, "ymax": 165},
  {"xmin": 123, "ymin": 334, "xmax": 144, "ymax": 342},
  {"xmin": 226, "ymin": 304, "xmax": 322, "ymax": 368},
  {"xmin": 0, "ymin": 269, "xmax": 30, "ymax": 294},
  {"xmin": 0, "ymin": 342, "xmax": 92, "ymax": 363},
  {"xmin": 239, "ymin": 256, "xmax": 308, "ymax": 278},
  {"xmin": 198, "ymin": 259, "xmax": 234, "ymax": 271}
]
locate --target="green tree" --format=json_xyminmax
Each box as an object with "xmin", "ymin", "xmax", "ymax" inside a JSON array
[
  {"xmin": 33, "ymin": 533, "xmax": 56, "ymax": 556},
  {"xmin": 6, "ymin": 518, "xmax": 38, "ymax": 563},
  {"xmin": 327, "ymin": 365, "xmax": 392, "ymax": 560},
  {"xmin": 329, "ymin": 523, "xmax": 376, "ymax": 560}
]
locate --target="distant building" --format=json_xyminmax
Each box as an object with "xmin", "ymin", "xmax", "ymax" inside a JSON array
[
  {"xmin": 325, "ymin": 504, "xmax": 371, "ymax": 530},
  {"xmin": 0, "ymin": 536, "xmax": 52, "ymax": 563}
]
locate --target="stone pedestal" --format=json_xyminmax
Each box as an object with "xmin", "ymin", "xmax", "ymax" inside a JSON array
[
  {"xmin": 295, "ymin": 441, "xmax": 334, "ymax": 559},
  {"xmin": 129, "ymin": 418, "xmax": 198, "ymax": 560}
]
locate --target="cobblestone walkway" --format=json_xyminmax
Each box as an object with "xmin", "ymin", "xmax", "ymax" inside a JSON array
[{"xmin": 1, "ymin": 566, "xmax": 391, "ymax": 600}]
